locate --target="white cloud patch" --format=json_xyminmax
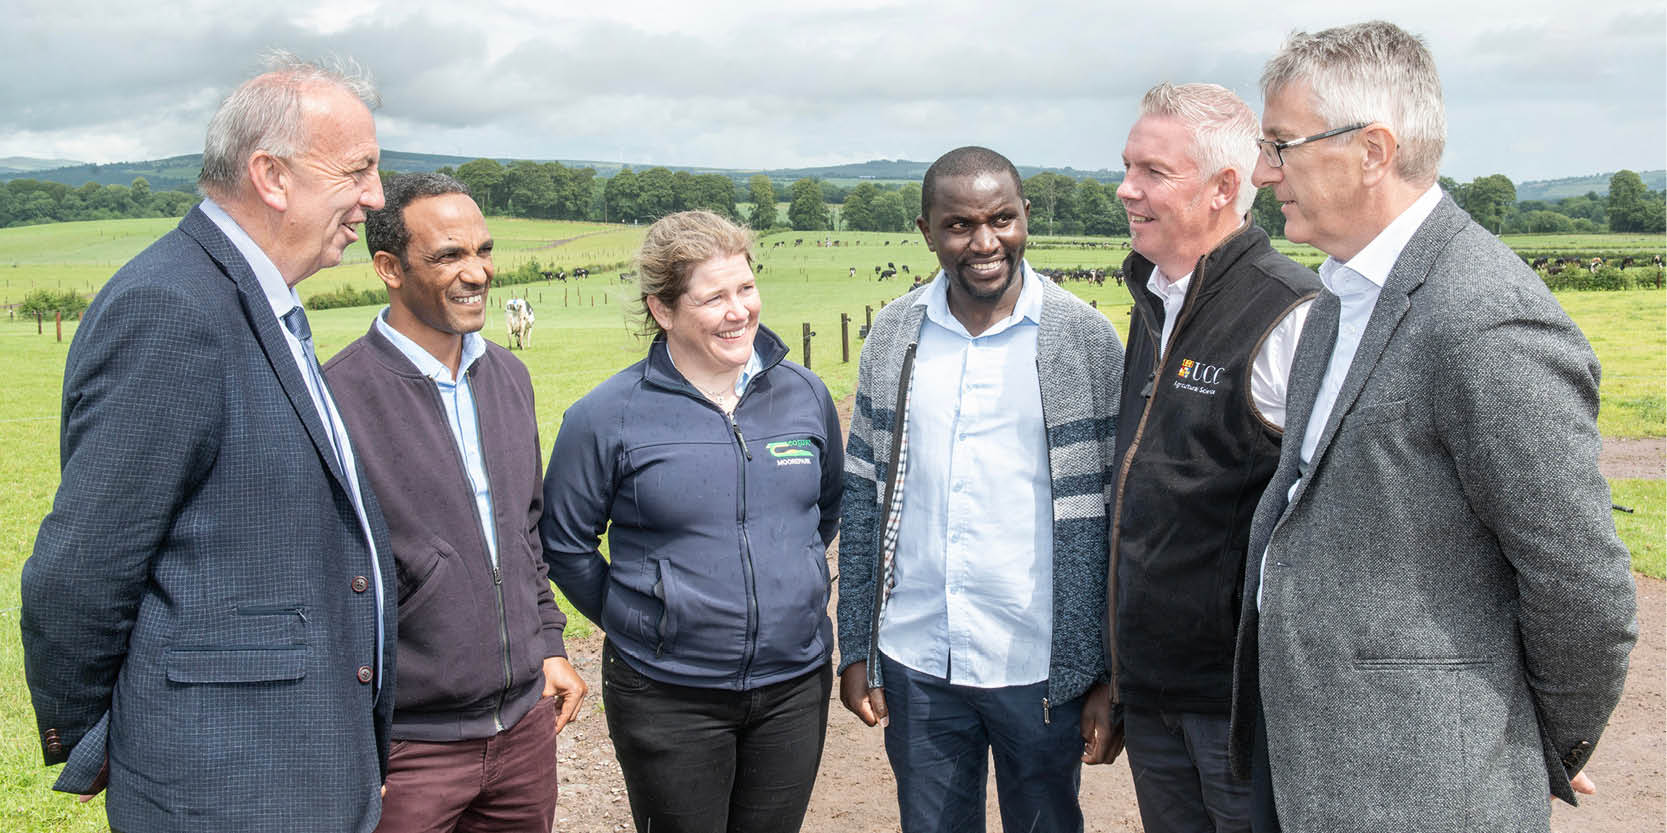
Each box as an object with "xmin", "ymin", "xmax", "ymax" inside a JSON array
[{"xmin": 0, "ymin": 0, "xmax": 1660, "ymax": 182}]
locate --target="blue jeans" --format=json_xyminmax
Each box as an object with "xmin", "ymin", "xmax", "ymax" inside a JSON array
[{"xmin": 878, "ymin": 653, "xmax": 1085, "ymax": 833}]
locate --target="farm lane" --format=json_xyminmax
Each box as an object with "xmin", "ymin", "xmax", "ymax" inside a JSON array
[{"xmin": 1603, "ymin": 437, "xmax": 1667, "ymax": 479}]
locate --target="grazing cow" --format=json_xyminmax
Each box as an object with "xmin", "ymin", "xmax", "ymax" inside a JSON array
[
  {"xmin": 887, "ymin": 262, "xmax": 895, "ymax": 269},
  {"xmin": 755, "ymin": 262, "xmax": 765, "ymax": 273},
  {"xmin": 1531, "ymin": 257, "xmax": 1549, "ymax": 270},
  {"xmin": 619, "ymin": 270, "xmax": 637, "ymax": 283},
  {"xmin": 505, "ymin": 298, "xmax": 535, "ymax": 350},
  {"xmin": 874, "ymin": 265, "xmax": 883, "ymax": 275},
  {"xmin": 772, "ymin": 241, "xmax": 784, "ymax": 249},
  {"xmin": 883, "ymin": 240, "xmax": 891, "ymax": 246},
  {"xmin": 573, "ymin": 267, "xmax": 590, "ymax": 279},
  {"xmin": 1589, "ymin": 258, "xmax": 1603, "ymax": 274},
  {"xmin": 794, "ymin": 238, "xmax": 804, "ymax": 246},
  {"xmin": 1620, "ymin": 257, "xmax": 1636, "ymax": 269},
  {"xmin": 900, "ymin": 264, "xmax": 910, "ymax": 274},
  {"xmin": 849, "ymin": 267, "xmax": 857, "ymax": 278},
  {"xmin": 879, "ymin": 268, "xmax": 897, "ymax": 280},
  {"xmin": 1653, "ymin": 254, "xmax": 1664, "ymax": 267}
]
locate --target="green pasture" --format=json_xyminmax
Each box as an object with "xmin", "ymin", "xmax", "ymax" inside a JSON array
[{"xmin": 0, "ymin": 217, "xmax": 1662, "ymax": 831}]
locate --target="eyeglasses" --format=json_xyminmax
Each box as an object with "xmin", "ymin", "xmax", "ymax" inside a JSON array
[{"xmin": 1256, "ymin": 123, "xmax": 1369, "ymax": 168}]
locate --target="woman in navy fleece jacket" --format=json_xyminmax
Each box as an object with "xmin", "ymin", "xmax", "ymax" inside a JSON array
[{"xmin": 540, "ymin": 210, "xmax": 843, "ymax": 833}]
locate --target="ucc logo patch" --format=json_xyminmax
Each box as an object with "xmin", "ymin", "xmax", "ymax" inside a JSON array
[
  {"xmin": 1175, "ymin": 358, "xmax": 1227, "ymax": 396},
  {"xmin": 766, "ymin": 439, "xmax": 816, "ymax": 466}
]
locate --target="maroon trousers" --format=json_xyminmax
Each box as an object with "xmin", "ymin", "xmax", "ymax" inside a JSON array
[{"xmin": 376, "ymin": 695, "xmax": 560, "ymax": 833}]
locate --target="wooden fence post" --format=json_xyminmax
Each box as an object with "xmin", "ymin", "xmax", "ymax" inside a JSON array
[
  {"xmin": 865, "ymin": 304, "xmax": 873, "ymax": 331},
  {"xmin": 840, "ymin": 313, "xmax": 851, "ymax": 363},
  {"xmin": 56, "ymin": 310, "xmax": 63, "ymax": 342},
  {"xmin": 37, "ymin": 311, "xmax": 43, "ymax": 334},
  {"xmin": 801, "ymin": 322, "xmax": 814, "ymax": 370}
]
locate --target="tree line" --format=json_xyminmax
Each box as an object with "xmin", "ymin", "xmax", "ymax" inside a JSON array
[
  {"xmin": 3, "ymin": 159, "xmax": 1661, "ymax": 239},
  {"xmin": 0, "ymin": 177, "xmax": 198, "ymax": 227}
]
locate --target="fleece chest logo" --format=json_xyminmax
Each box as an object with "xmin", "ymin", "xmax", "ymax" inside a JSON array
[
  {"xmin": 766, "ymin": 439, "xmax": 816, "ymax": 467},
  {"xmin": 1174, "ymin": 357, "xmax": 1227, "ymax": 396}
]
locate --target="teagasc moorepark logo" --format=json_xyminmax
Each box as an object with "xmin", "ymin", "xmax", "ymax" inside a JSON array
[{"xmin": 766, "ymin": 439, "xmax": 816, "ymax": 466}]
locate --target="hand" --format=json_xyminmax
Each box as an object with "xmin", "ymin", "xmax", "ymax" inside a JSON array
[
  {"xmin": 1572, "ymin": 770, "xmax": 1597, "ymax": 796},
  {"xmin": 1079, "ymin": 683, "xmax": 1124, "ymax": 765},
  {"xmin": 839, "ymin": 662, "xmax": 889, "ymax": 727},
  {"xmin": 542, "ymin": 656, "xmax": 588, "ymax": 733},
  {"xmin": 77, "ymin": 759, "xmax": 109, "ymax": 803}
]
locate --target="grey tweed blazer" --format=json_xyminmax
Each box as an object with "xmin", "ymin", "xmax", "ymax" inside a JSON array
[{"xmin": 1228, "ymin": 195, "xmax": 1636, "ymax": 832}]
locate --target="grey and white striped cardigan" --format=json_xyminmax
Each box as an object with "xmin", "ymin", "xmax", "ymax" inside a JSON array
[{"xmin": 836, "ymin": 270, "xmax": 1124, "ymax": 711}]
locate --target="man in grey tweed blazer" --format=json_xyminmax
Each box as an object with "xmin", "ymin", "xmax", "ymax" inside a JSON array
[
  {"xmin": 1228, "ymin": 22, "xmax": 1637, "ymax": 833},
  {"xmin": 21, "ymin": 54, "xmax": 398, "ymax": 833}
]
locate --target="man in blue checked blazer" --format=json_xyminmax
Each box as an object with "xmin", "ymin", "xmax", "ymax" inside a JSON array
[{"xmin": 21, "ymin": 52, "xmax": 398, "ymax": 833}]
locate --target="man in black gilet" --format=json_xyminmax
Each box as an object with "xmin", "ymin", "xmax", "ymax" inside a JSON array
[{"xmin": 1105, "ymin": 82, "xmax": 1319, "ymax": 833}]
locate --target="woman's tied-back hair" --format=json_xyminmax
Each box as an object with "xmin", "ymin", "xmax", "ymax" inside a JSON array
[{"xmin": 635, "ymin": 210, "xmax": 756, "ymax": 339}]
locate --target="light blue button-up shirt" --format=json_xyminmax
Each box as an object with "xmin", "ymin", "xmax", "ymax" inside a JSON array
[
  {"xmin": 374, "ymin": 310, "xmax": 497, "ymax": 564},
  {"xmin": 1260, "ymin": 183, "xmax": 1442, "ymax": 608},
  {"xmin": 197, "ymin": 199, "xmax": 387, "ymax": 688},
  {"xmin": 877, "ymin": 263, "xmax": 1053, "ymax": 688}
]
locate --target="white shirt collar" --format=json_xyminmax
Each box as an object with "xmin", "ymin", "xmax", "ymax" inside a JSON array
[
  {"xmin": 374, "ymin": 307, "xmax": 486, "ymax": 383},
  {"xmin": 915, "ymin": 259, "xmax": 1044, "ymax": 338},
  {"xmin": 1147, "ymin": 265, "xmax": 1193, "ymax": 301},
  {"xmin": 1319, "ymin": 183, "xmax": 1443, "ymax": 293},
  {"xmin": 198, "ymin": 198, "xmax": 299, "ymax": 318}
]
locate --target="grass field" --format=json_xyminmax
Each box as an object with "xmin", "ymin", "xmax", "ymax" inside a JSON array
[{"xmin": 0, "ymin": 217, "xmax": 1662, "ymax": 830}]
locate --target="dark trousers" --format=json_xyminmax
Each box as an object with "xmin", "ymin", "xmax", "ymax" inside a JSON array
[
  {"xmin": 1123, "ymin": 706, "xmax": 1250, "ymax": 833},
  {"xmin": 1250, "ymin": 701, "xmax": 1281, "ymax": 833},
  {"xmin": 602, "ymin": 639, "xmax": 832, "ymax": 833},
  {"xmin": 375, "ymin": 694, "xmax": 559, "ymax": 833},
  {"xmin": 878, "ymin": 652, "xmax": 1085, "ymax": 833}
]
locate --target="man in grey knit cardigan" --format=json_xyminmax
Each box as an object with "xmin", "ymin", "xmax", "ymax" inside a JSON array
[{"xmin": 836, "ymin": 146, "xmax": 1124, "ymax": 833}]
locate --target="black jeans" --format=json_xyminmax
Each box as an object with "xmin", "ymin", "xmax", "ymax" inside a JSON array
[{"xmin": 601, "ymin": 639, "xmax": 832, "ymax": 833}]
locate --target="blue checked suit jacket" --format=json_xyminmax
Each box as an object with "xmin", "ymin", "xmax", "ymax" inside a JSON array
[{"xmin": 21, "ymin": 206, "xmax": 398, "ymax": 833}]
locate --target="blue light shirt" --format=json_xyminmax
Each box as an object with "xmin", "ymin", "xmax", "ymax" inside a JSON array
[
  {"xmin": 1260, "ymin": 183, "xmax": 1442, "ymax": 608},
  {"xmin": 878, "ymin": 262, "xmax": 1053, "ymax": 688},
  {"xmin": 668, "ymin": 346, "xmax": 764, "ymax": 399},
  {"xmin": 198, "ymin": 198, "xmax": 387, "ymax": 688},
  {"xmin": 374, "ymin": 310, "xmax": 497, "ymax": 564}
]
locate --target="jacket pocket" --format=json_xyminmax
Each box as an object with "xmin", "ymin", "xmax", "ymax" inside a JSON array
[
  {"xmin": 397, "ymin": 537, "xmax": 452, "ymax": 605},
  {"xmin": 1346, "ymin": 398, "xmax": 1407, "ymax": 426},
  {"xmin": 651, "ymin": 558, "xmax": 679, "ymax": 657},
  {"xmin": 163, "ymin": 647, "xmax": 307, "ymax": 684}
]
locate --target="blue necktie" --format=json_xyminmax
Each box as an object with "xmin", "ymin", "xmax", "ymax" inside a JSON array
[{"xmin": 281, "ymin": 306, "xmax": 349, "ymax": 474}]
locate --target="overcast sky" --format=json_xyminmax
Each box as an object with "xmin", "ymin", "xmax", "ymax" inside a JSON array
[{"xmin": 3, "ymin": 0, "xmax": 1662, "ymax": 183}]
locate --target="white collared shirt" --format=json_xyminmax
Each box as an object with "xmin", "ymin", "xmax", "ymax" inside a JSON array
[
  {"xmin": 198, "ymin": 198, "xmax": 387, "ymax": 685},
  {"xmin": 374, "ymin": 310, "xmax": 498, "ymax": 565},
  {"xmin": 1148, "ymin": 265, "xmax": 1313, "ymax": 430},
  {"xmin": 878, "ymin": 262, "xmax": 1053, "ymax": 688},
  {"xmin": 1259, "ymin": 183, "xmax": 1443, "ymax": 608}
]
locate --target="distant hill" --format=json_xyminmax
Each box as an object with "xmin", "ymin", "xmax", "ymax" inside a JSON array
[
  {"xmin": 0, "ymin": 151, "xmax": 1123, "ymax": 190},
  {"xmin": 0, "ymin": 156, "xmax": 86, "ymax": 175},
  {"xmin": 1516, "ymin": 171, "xmax": 1665, "ymax": 202},
  {"xmin": 5, "ymin": 151, "xmax": 1656, "ymax": 200}
]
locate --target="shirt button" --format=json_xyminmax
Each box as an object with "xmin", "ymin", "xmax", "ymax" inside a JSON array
[
  {"xmin": 356, "ymin": 666, "xmax": 374, "ymax": 684},
  {"xmin": 351, "ymin": 576, "xmax": 369, "ymax": 593}
]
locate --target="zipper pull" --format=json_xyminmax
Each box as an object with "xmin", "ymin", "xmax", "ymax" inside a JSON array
[
  {"xmin": 1042, "ymin": 697, "xmax": 1052, "ymax": 725},
  {"xmin": 731, "ymin": 418, "xmax": 752, "ymax": 460},
  {"xmin": 492, "ymin": 566, "xmax": 502, "ymax": 585}
]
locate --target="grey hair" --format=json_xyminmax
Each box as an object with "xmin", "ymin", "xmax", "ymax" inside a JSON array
[
  {"xmin": 198, "ymin": 49, "xmax": 380, "ymax": 200},
  {"xmin": 1261, "ymin": 21, "xmax": 1446, "ymax": 185},
  {"xmin": 1139, "ymin": 82, "xmax": 1261, "ymax": 215}
]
